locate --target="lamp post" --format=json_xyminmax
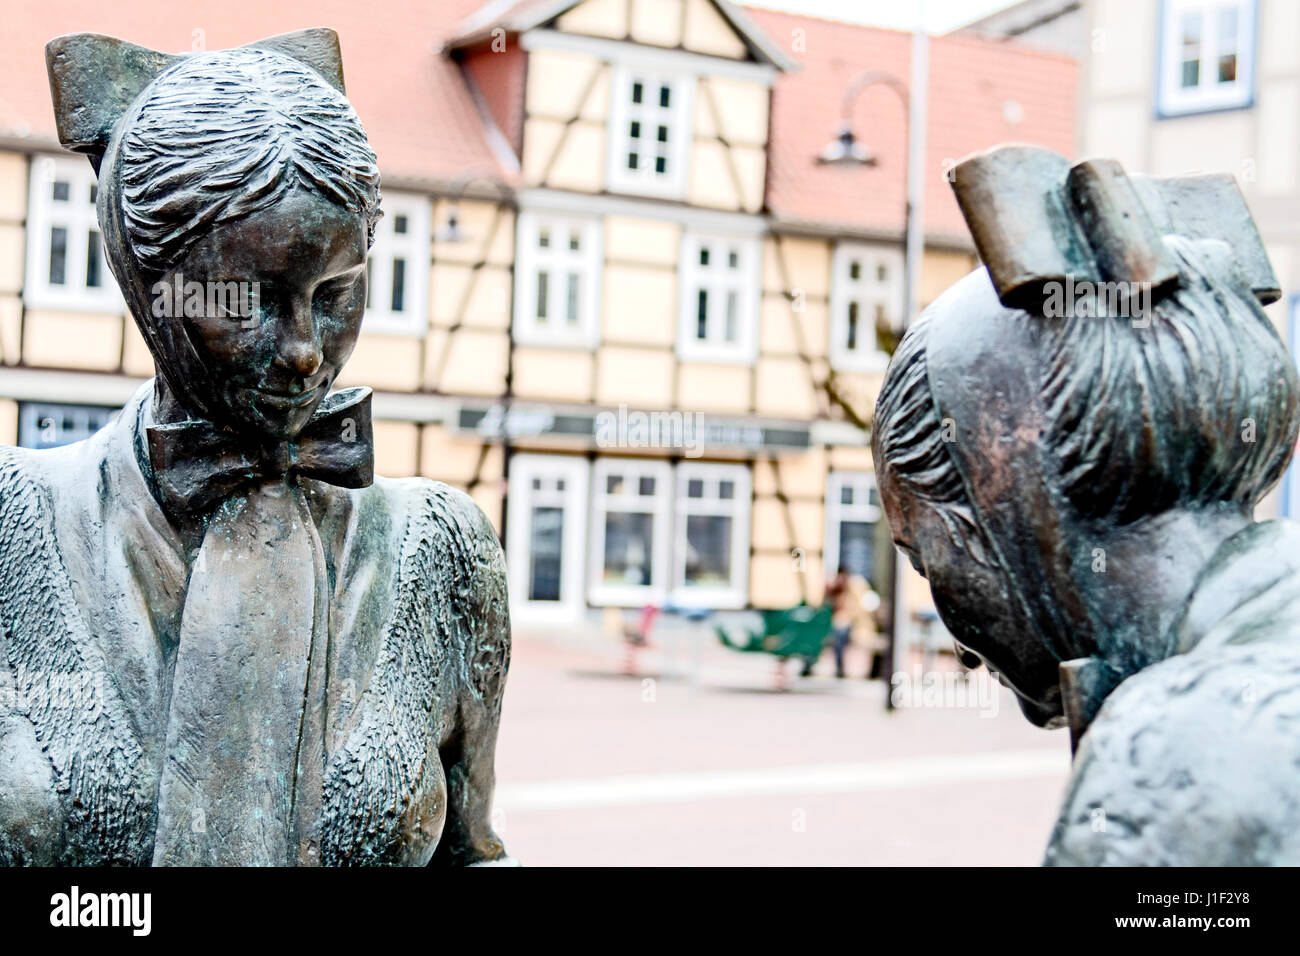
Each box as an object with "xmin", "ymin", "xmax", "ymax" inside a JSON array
[{"xmin": 818, "ymin": 29, "xmax": 929, "ymax": 711}]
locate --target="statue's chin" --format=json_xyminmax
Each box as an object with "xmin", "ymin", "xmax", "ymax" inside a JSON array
[{"xmin": 1014, "ymin": 685, "xmax": 1065, "ymax": 729}]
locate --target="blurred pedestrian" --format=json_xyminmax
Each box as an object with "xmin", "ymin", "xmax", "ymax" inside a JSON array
[{"xmin": 822, "ymin": 565, "xmax": 880, "ymax": 678}]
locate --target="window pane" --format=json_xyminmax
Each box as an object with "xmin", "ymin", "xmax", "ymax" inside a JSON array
[
  {"xmin": 52, "ymin": 180, "xmax": 70, "ymax": 202},
  {"xmin": 538, "ymin": 229, "xmax": 550, "ymax": 248},
  {"xmin": 19, "ymin": 401, "xmax": 118, "ymax": 450},
  {"xmin": 86, "ymin": 230, "xmax": 101, "ymax": 288},
  {"xmin": 687, "ymin": 478, "xmax": 704, "ymax": 498},
  {"xmin": 847, "ymin": 301, "xmax": 859, "ymax": 351},
  {"xmin": 838, "ymin": 520, "xmax": 876, "ymax": 583},
  {"xmin": 48, "ymin": 226, "xmax": 67, "ymax": 286},
  {"xmin": 657, "ymin": 124, "xmax": 668, "ymax": 143},
  {"xmin": 659, "ymin": 86, "xmax": 671, "ymax": 108},
  {"xmin": 1180, "ymin": 11, "xmax": 1202, "ymax": 88},
  {"xmin": 724, "ymin": 291, "xmax": 737, "ymax": 342},
  {"xmin": 684, "ymin": 514, "xmax": 732, "ymax": 587},
  {"xmin": 527, "ymin": 506, "xmax": 564, "ymax": 602},
  {"xmin": 390, "ymin": 257, "xmax": 406, "ymax": 312},
  {"xmin": 536, "ymin": 270, "xmax": 549, "ymax": 320},
  {"xmin": 627, "ymin": 152, "xmax": 639, "ymax": 170},
  {"xmin": 569, "ymin": 231, "xmax": 581, "ymax": 251},
  {"xmin": 699, "ymin": 246, "xmax": 710, "ymax": 267},
  {"xmin": 632, "ymin": 81, "xmax": 644, "ymax": 104},
  {"xmin": 728, "ymin": 249, "xmax": 739, "ymax": 269},
  {"xmin": 696, "ymin": 288, "xmax": 708, "ymax": 339},
  {"xmin": 565, "ymin": 272, "xmax": 579, "ymax": 325},
  {"xmin": 603, "ymin": 511, "xmax": 654, "ymax": 586},
  {"xmin": 841, "ymin": 485, "xmax": 854, "ymax": 505},
  {"xmin": 606, "ymin": 474, "xmax": 624, "ymax": 494},
  {"xmin": 849, "ymin": 259, "xmax": 861, "ymax": 280},
  {"xmin": 1217, "ymin": 8, "xmax": 1238, "ymax": 83},
  {"xmin": 718, "ymin": 479, "xmax": 735, "ymax": 500},
  {"xmin": 877, "ymin": 262, "xmax": 888, "ymax": 282},
  {"xmin": 639, "ymin": 476, "xmax": 656, "ymax": 496},
  {"xmin": 654, "ymin": 155, "xmax": 667, "ymax": 174},
  {"xmin": 394, "ymin": 214, "xmax": 408, "ymax": 235},
  {"xmin": 630, "ymin": 120, "xmax": 641, "ymax": 139},
  {"xmin": 89, "ymin": 183, "xmax": 98, "ymax": 204}
]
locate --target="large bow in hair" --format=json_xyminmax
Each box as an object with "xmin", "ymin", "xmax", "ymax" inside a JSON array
[{"xmin": 950, "ymin": 145, "xmax": 1279, "ymax": 312}]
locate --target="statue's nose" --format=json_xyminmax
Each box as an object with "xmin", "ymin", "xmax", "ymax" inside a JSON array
[{"xmin": 274, "ymin": 299, "xmax": 324, "ymax": 378}]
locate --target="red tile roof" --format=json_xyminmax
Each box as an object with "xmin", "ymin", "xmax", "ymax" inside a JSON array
[
  {"xmin": 746, "ymin": 7, "xmax": 1078, "ymax": 243},
  {"xmin": 1, "ymin": 0, "xmax": 512, "ymax": 189},
  {"xmin": 0, "ymin": 1, "xmax": 1077, "ymax": 240}
]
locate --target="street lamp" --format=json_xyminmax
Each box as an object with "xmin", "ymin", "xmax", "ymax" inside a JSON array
[
  {"xmin": 816, "ymin": 68, "xmax": 916, "ymax": 325},
  {"xmin": 817, "ymin": 34, "xmax": 930, "ymax": 710}
]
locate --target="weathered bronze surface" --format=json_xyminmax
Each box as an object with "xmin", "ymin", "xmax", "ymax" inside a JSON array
[
  {"xmin": 874, "ymin": 145, "xmax": 1300, "ymax": 865},
  {"xmin": 0, "ymin": 29, "xmax": 512, "ymax": 866}
]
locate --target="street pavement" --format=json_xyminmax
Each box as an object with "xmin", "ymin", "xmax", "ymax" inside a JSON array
[{"xmin": 492, "ymin": 620, "xmax": 1073, "ymax": 866}]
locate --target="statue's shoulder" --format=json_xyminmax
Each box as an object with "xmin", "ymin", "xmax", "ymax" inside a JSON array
[
  {"xmin": 370, "ymin": 476, "xmax": 509, "ymax": 707},
  {"xmin": 0, "ymin": 445, "xmax": 66, "ymax": 568},
  {"xmin": 1046, "ymin": 643, "xmax": 1300, "ymax": 865},
  {"xmin": 370, "ymin": 475, "xmax": 504, "ymax": 578}
]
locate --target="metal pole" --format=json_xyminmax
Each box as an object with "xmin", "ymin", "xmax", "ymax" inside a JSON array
[{"xmin": 887, "ymin": 18, "xmax": 929, "ymax": 711}]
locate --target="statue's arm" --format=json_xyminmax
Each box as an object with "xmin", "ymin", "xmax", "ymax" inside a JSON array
[{"xmin": 430, "ymin": 494, "xmax": 514, "ymax": 867}]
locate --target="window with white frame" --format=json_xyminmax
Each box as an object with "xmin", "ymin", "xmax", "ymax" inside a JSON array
[
  {"xmin": 607, "ymin": 66, "xmax": 694, "ymax": 199},
  {"xmin": 1157, "ymin": 0, "xmax": 1255, "ymax": 116},
  {"xmin": 513, "ymin": 212, "xmax": 602, "ymax": 347},
  {"xmin": 363, "ymin": 192, "xmax": 430, "ymax": 335},
  {"xmin": 673, "ymin": 461, "xmax": 751, "ymax": 608},
  {"xmin": 829, "ymin": 243, "xmax": 902, "ymax": 372},
  {"xmin": 24, "ymin": 155, "xmax": 121, "ymax": 313},
  {"xmin": 677, "ymin": 234, "xmax": 758, "ymax": 363},
  {"xmin": 17, "ymin": 401, "xmax": 118, "ymax": 449},
  {"xmin": 825, "ymin": 471, "xmax": 882, "ymax": 587},
  {"xmin": 589, "ymin": 459, "xmax": 672, "ymax": 604}
]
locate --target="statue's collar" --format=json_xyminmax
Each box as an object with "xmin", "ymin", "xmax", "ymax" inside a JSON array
[{"xmin": 1058, "ymin": 657, "xmax": 1123, "ymax": 754}]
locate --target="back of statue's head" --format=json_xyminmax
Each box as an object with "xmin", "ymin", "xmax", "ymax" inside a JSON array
[{"xmin": 873, "ymin": 146, "xmax": 1300, "ymax": 691}]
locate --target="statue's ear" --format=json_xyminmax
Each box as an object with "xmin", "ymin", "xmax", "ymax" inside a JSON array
[
  {"xmin": 244, "ymin": 28, "xmax": 345, "ymax": 93},
  {"xmin": 45, "ymin": 33, "xmax": 180, "ymax": 156}
]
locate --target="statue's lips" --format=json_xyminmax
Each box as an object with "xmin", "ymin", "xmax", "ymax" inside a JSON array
[{"xmin": 243, "ymin": 384, "xmax": 324, "ymax": 409}]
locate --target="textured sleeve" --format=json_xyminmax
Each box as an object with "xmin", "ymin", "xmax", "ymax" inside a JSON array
[
  {"xmin": 423, "ymin": 483, "xmax": 512, "ymax": 866},
  {"xmin": 1045, "ymin": 647, "xmax": 1300, "ymax": 866}
]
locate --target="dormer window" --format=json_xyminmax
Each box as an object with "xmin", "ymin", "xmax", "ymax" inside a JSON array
[{"xmin": 607, "ymin": 65, "xmax": 694, "ymax": 199}]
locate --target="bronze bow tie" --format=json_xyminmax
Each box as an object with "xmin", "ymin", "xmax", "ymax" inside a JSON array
[{"xmin": 145, "ymin": 386, "xmax": 375, "ymax": 515}]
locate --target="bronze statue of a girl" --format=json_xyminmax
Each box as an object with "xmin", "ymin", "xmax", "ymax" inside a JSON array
[
  {"xmin": 0, "ymin": 29, "xmax": 512, "ymax": 866},
  {"xmin": 874, "ymin": 145, "xmax": 1300, "ymax": 865}
]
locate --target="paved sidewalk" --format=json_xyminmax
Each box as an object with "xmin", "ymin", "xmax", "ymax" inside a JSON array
[{"xmin": 492, "ymin": 624, "xmax": 1072, "ymax": 866}]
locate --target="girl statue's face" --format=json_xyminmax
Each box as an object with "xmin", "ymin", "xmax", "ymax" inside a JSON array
[{"xmin": 154, "ymin": 187, "xmax": 369, "ymax": 440}]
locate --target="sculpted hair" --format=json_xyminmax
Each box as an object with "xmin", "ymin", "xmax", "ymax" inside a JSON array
[
  {"xmin": 875, "ymin": 237, "xmax": 1300, "ymax": 536},
  {"xmin": 1043, "ymin": 236, "xmax": 1300, "ymax": 524},
  {"xmin": 872, "ymin": 311, "xmax": 990, "ymax": 565},
  {"xmin": 118, "ymin": 48, "xmax": 382, "ymax": 274}
]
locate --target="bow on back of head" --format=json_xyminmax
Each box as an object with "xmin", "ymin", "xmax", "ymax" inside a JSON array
[
  {"xmin": 146, "ymin": 386, "xmax": 374, "ymax": 516},
  {"xmin": 950, "ymin": 145, "xmax": 1279, "ymax": 313}
]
